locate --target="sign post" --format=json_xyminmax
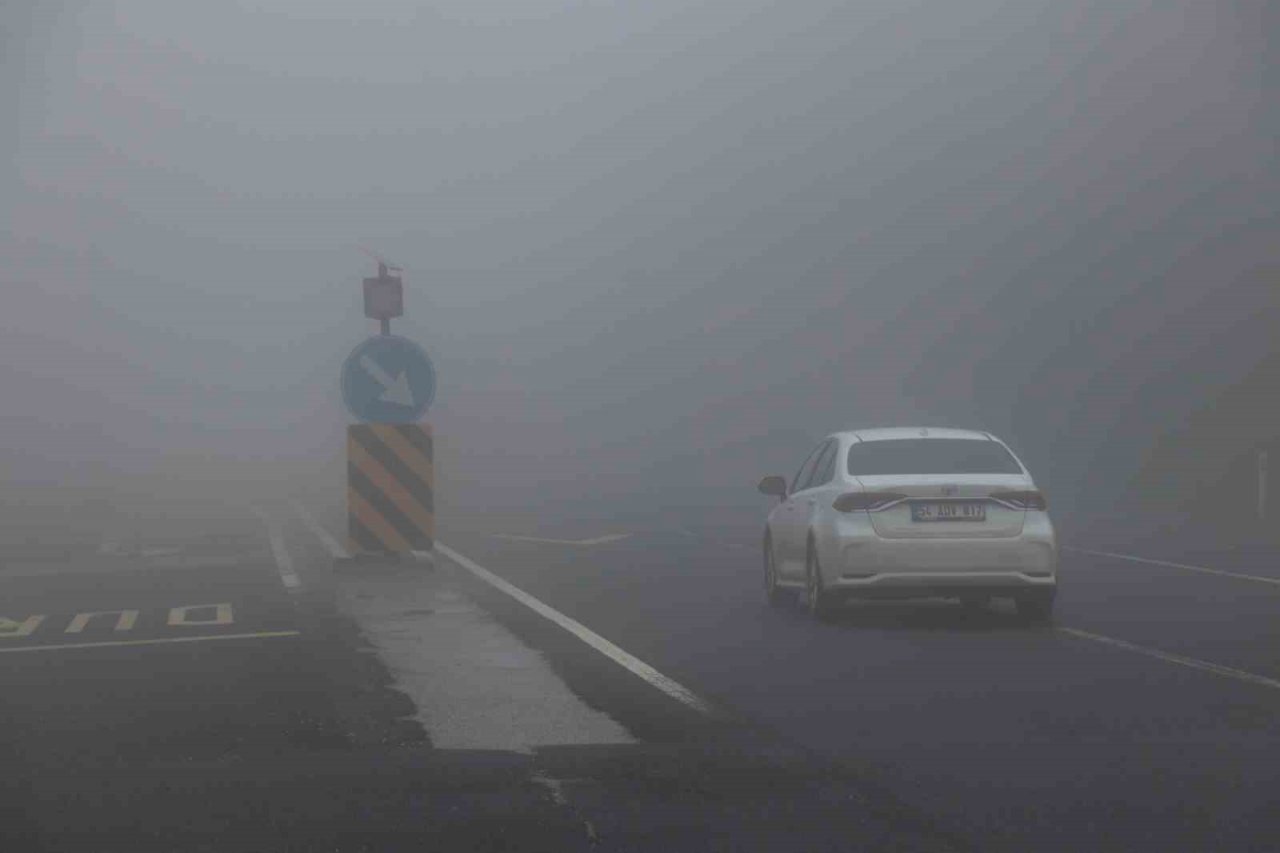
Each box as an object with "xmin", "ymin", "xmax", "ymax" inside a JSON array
[
  {"xmin": 364, "ymin": 262, "xmax": 403, "ymax": 336},
  {"xmin": 341, "ymin": 259, "xmax": 436, "ymax": 561}
]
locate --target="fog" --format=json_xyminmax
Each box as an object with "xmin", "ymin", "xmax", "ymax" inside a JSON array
[{"xmin": 3, "ymin": 0, "xmax": 1276, "ymax": 534}]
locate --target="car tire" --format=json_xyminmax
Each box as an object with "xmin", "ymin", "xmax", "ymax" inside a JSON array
[
  {"xmin": 763, "ymin": 536, "xmax": 789, "ymax": 607},
  {"xmin": 1016, "ymin": 590, "xmax": 1056, "ymax": 623},
  {"xmin": 805, "ymin": 543, "xmax": 836, "ymax": 621}
]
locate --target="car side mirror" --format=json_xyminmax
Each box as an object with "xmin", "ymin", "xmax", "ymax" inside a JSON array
[{"xmin": 757, "ymin": 475, "xmax": 787, "ymax": 499}]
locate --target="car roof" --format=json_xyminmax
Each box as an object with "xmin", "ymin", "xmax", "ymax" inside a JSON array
[{"xmin": 834, "ymin": 427, "xmax": 996, "ymax": 443}]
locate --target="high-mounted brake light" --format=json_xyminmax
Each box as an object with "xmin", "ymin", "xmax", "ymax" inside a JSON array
[
  {"xmin": 990, "ymin": 490, "xmax": 1047, "ymax": 510},
  {"xmin": 832, "ymin": 492, "xmax": 908, "ymax": 512}
]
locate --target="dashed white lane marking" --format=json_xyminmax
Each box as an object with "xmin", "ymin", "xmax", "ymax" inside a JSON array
[
  {"xmin": 1058, "ymin": 627, "xmax": 1280, "ymax": 692},
  {"xmin": 0, "ymin": 630, "xmax": 302, "ymax": 655},
  {"xmin": 428, "ymin": 543, "xmax": 719, "ymax": 718},
  {"xmin": 1068, "ymin": 547, "xmax": 1280, "ymax": 588},
  {"xmin": 490, "ymin": 532, "xmax": 634, "ymax": 547},
  {"xmin": 290, "ymin": 501, "xmax": 348, "ymax": 559},
  {"xmin": 253, "ymin": 507, "xmax": 302, "ymax": 591}
]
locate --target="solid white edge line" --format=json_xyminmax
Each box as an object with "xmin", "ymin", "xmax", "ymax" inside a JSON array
[
  {"xmin": 0, "ymin": 631, "xmax": 302, "ymax": 655},
  {"xmin": 290, "ymin": 501, "xmax": 349, "ymax": 559},
  {"xmin": 427, "ymin": 543, "xmax": 720, "ymax": 718},
  {"xmin": 1067, "ymin": 547, "xmax": 1280, "ymax": 587},
  {"xmin": 1058, "ymin": 627, "xmax": 1280, "ymax": 692},
  {"xmin": 252, "ymin": 506, "xmax": 303, "ymax": 592}
]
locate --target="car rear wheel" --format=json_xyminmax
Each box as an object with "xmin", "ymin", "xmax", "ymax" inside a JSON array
[
  {"xmin": 1016, "ymin": 590, "xmax": 1056, "ymax": 623},
  {"xmin": 805, "ymin": 545, "xmax": 837, "ymax": 621},
  {"xmin": 763, "ymin": 537, "xmax": 789, "ymax": 607}
]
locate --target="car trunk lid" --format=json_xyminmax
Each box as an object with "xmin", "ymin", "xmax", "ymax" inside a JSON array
[{"xmin": 855, "ymin": 474, "xmax": 1030, "ymax": 539}]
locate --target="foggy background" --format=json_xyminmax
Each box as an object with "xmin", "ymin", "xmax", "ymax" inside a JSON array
[{"xmin": 3, "ymin": 1, "xmax": 1276, "ymax": 537}]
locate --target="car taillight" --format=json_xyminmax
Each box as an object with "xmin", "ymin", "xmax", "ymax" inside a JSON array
[
  {"xmin": 990, "ymin": 490, "xmax": 1047, "ymax": 510},
  {"xmin": 832, "ymin": 492, "xmax": 907, "ymax": 512}
]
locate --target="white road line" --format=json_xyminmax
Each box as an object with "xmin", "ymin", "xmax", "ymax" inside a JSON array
[
  {"xmin": 427, "ymin": 543, "xmax": 720, "ymax": 718},
  {"xmin": 490, "ymin": 533, "xmax": 634, "ymax": 547},
  {"xmin": 1067, "ymin": 547, "xmax": 1280, "ymax": 587},
  {"xmin": 253, "ymin": 507, "xmax": 302, "ymax": 591},
  {"xmin": 0, "ymin": 630, "xmax": 302, "ymax": 655},
  {"xmin": 268, "ymin": 526, "xmax": 302, "ymax": 591},
  {"xmin": 290, "ymin": 501, "xmax": 349, "ymax": 559},
  {"xmin": 1058, "ymin": 627, "xmax": 1280, "ymax": 692}
]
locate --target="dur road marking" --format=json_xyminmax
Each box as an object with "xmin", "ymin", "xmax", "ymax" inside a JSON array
[
  {"xmin": 1, "ymin": 603, "xmax": 235, "ymax": 639},
  {"xmin": 0, "ymin": 630, "xmax": 301, "ymax": 655},
  {"xmin": 66, "ymin": 609, "xmax": 138, "ymax": 634},
  {"xmin": 1068, "ymin": 547, "xmax": 1280, "ymax": 588},
  {"xmin": 1059, "ymin": 627, "xmax": 1280, "ymax": 692},
  {"xmin": 0, "ymin": 615, "xmax": 47, "ymax": 637},
  {"xmin": 168, "ymin": 603, "xmax": 234, "ymax": 627},
  {"xmin": 429, "ymin": 543, "xmax": 719, "ymax": 718}
]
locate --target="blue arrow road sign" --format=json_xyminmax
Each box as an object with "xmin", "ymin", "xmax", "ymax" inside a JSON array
[{"xmin": 341, "ymin": 335, "xmax": 436, "ymax": 423}]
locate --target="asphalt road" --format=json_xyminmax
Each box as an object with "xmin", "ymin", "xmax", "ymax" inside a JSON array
[
  {"xmin": 0, "ymin": 494, "xmax": 959, "ymax": 852},
  {"xmin": 4, "ymin": 488, "xmax": 1278, "ymax": 851},
  {"xmin": 437, "ymin": 510, "xmax": 1280, "ymax": 853}
]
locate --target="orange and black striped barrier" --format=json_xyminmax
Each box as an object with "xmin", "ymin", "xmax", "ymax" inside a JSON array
[{"xmin": 346, "ymin": 423, "xmax": 434, "ymax": 555}]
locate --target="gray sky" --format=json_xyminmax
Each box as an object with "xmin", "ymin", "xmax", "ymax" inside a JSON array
[{"xmin": 3, "ymin": 0, "xmax": 1276, "ymax": 520}]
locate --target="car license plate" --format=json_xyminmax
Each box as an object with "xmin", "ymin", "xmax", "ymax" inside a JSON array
[{"xmin": 910, "ymin": 502, "xmax": 986, "ymax": 522}]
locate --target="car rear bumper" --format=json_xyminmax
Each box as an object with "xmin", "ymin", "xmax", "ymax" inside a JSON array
[
  {"xmin": 828, "ymin": 572, "xmax": 1056, "ymax": 599},
  {"xmin": 827, "ymin": 523, "xmax": 1057, "ymax": 599}
]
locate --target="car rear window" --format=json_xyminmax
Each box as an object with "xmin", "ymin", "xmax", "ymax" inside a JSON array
[{"xmin": 847, "ymin": 439, "xmax": 1023, "ymax": 476}]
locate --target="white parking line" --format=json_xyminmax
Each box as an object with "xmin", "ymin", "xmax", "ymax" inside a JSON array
[
  {"xmin": 290, "ymin": 501, "xmax": 348, "ymax": 559},
  {"xmin": 428, "ymin": 543, "xmax": 719, "ymax": 718},
  {"xmin": 0, "ymin": 630, "xmax": 302, "ymax": 655},
  {"xmin": 252, "ymin": 508, "xmax": 302, "ymax": 591},
  {"xmin": 1058, "ymin": 627, "xmax": 1280, "ymax": 692},
  {"xmin": 1068, "ymin": 547, "xmax": 1280, "ymax": 587}
]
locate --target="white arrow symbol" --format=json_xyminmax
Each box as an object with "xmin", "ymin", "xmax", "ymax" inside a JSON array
[{"xmin": 359, "ymin": 354, "xmax": 415, "ymax": 407}]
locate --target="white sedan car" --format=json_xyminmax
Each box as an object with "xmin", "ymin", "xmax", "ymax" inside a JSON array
[{"xmin": 759, "ymin": 428, "xmax": 1058, "ymax": 621}]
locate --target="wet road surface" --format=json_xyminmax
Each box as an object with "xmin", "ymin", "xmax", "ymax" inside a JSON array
[{"xmin": 4, "ymin": 490, "xmax": 1278, "ymax": 851}]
